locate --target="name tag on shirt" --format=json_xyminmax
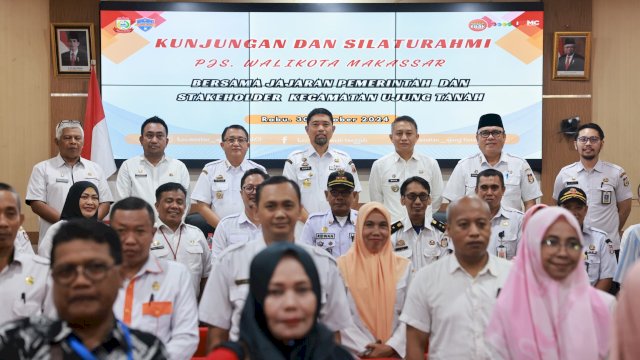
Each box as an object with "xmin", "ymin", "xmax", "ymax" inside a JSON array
[
  {"xmin": 55, "ymin": 178, "xmax": 69, "ymax": 183},
  {"xmin": 300, "ymin": 166, "xmax": 312, "ymax": 171},
  {"xmin": 566, "ymin": 181, "xmax": 579, "ymax": 186},
  {"xmin": 388, "ymin": 179, "xmax": 400, "ymax": 183},
  {"xmin": 135, "ymin": 174, "xmax": 148, "ymax": 178}
]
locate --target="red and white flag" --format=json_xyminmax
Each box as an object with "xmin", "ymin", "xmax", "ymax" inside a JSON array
[{"xmin": 82, "ymin": 63, "xmax": 116, "ymax": 177}]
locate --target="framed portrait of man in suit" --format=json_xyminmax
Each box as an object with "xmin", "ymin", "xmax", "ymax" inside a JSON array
[
  {"xmin": 51, "ymin": 23, "xmax": 95, "ymax": 77},
  {"xmin": 553, "ymin": 32, "xmax": 591, "ymax": 81}
]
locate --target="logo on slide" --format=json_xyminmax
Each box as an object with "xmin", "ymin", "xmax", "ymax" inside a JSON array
[
  {"xmin": 114, "ymin": 17, "xmax": 134, "ymax": 33},
  {"xmin": 135, "ymin": 18, "xmax": 155, "ymax": 32},
  {"xmin": 468, "ymin": 19, "xmax": 488, "ymax": 32}
]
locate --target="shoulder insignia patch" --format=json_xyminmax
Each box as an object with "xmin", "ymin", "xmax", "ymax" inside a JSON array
[
  {"xmin": 431, "ymin": 219, "xmax": 446, "ymax": 233},
  {"xmin": 391, "ymin": 220, "xmax": 404, "ymax": 234}
]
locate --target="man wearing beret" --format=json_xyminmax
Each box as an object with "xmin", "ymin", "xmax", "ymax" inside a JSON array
[{"xmin": 442, "ymin": 113, "xmax": 542, "ymax": 212}]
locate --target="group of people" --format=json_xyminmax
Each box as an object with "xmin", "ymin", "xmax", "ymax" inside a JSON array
[{"xmin": 0, "ymin": 108, "xmax": 639, "ymax": 359}]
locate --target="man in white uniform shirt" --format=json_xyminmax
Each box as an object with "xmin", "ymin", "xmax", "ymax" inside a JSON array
[
  {"xmin": 26, "ymin": 120, "xmax": 113, "ymax": 242},
  {"xmin": 116, "ymin": 116, "xmax": 190, "ymax": 207},
  {"xmin": 211, "ymin": 168, "xmax": 268, "ymax": 258},
  {"xmin": 283, "ymin": 108, "xmax": 361, "ymax": 222},
  {"xmin": 401, "ymin": 196, "xmax": 512, "ymax": 360},
  {"xmin": 199, "ymin": 176, "xmax": 352, "ymax": 351},
  {"xmin": 442, "ymin": 113, "xmax": 541, "ymax": 212},
  {"xmin": 370, "ymin": 115, "xmax": 444, "ymax": 222},
  {"xmin": 553, "ymin": 123, "xmax": 632, "ymax": 253},
  {"xmin": 111, "ymin": 197, "xmax": 199, "ymax": 360},
  {"xmin": 475, "ymin": 169, "xmax": 523, "ymax": 260},
  {"xmin": 0, "ymin": 183, "xmax": 53, "ymax": 325},
  {"xmin": 151, "ymin": 183, "xmax": 212, "ymax": 298},
  {"xmin": 191, "ymin": 125, "xmax": 266, "ymax": 230}
]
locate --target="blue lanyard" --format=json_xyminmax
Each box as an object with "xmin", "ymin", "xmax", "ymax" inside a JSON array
[{"xmin": 67, "ymin": 320, "xmax": 133, "ymax": 360}]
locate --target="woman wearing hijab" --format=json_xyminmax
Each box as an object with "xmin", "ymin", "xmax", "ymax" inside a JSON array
[
  {"xmin": 485, "ymin": 206, "xmax": 614, "ymax": 360},
  {"xmin": 37, "ymin": 181, "xmax": 99, "ymax": 258},
  {"xmin": 612, "ymin": 261, "xmax": 640, "ymax": 359},
  {"xmin": 207, "ymin": 242, "xmax": 351, "ymax": 360},
  {"xmin": 337, "ymin": 202, "xmax": 411, "ymax": 358}
]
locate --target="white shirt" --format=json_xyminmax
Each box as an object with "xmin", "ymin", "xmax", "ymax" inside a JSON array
[
  {"xmin": 15, "ymin": 227, "xmax": 34, "ymax": 256},
  {"xmin": 150, "ymin": 221, "xmax": 212, "ymax": 297},
  {"xmin": 341, "ymin": 265, "xmax": 411, "ymax": 358},
  {"xmin": 0, "ymin": 249, "xmax": 53, "ymax": 326},
  {"xmin": 198, "ymin": 236, "xmax": 353, "ymax": 341},
  {"xmin": 37, "ymin": 220, "xmax": 66, "ymax": 258},
  {"xmin": 283, "ymin": 146, "xmax": 362, "ymax": 214},
  {"xmin": 400, "ymin": 254, "xmax": 512, "ymax": 360},
  {"xmin": 443, "ymin": 152, "xmax": 542, "ymax": 211},
  {"xmin": 391, "ymin": 217, "xmax": 450, "ymax": 271},
  {"xmin": 298, "ymin": 209, "xmax": 357, "ymax": 257},
  {"xmin": 553, "ymin": 160, "xmax": 632, "ymax": 249},
  {"xmin": 116, "ymin": 155, "xmax": 190, "ymax": 206},
  {"xmin": 583, "ymin": 226, "xmax": 617, "ymax": 285},
  {"xmin": 211, "ymin": 211, "xmax": 261, "ymax": 258},
  {"xmin": 369, "ymin": 152, "xmax": 444, "ymax": 222},
  {"xmin": 191, "ymin": 159, "xmax": 266, "ymax": 219},
  {"xmin": 26, "ymin": 155, "xmax": 114, "ymax": 241},
  {"xmin": 113, "ymin": 256, "xmax": 199, "ymax": 360},
  {"xmin": 488, "ymin": 206, "xmax": 524, "ymax": 260}
]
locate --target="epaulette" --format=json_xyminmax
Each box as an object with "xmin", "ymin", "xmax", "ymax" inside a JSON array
[
  {"xmin": 431, "ymin": 219, "xmax": 446, "ymax": 233},
  {"xmin": 391, "ymin": 220, "xmax": 404, "ymax": 234},
  {"xmin": 285, "ymin": 159, "xmax": 293, "ymax": 164}
]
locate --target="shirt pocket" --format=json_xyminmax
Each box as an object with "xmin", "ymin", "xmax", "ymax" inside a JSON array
[
  {"xmin": 228, "ymin": 233, "xmax": 249, "ymax": 245},
  {"xmin": 13, "ymin": 299, "xmax": 41, "ymax": 318},
  {"xmin": 503, "ymin": 174, "xmax": 522, "ymax": 201},
  {"xmin": 501, "ymin": 232, "xmax": 519, "ymax": 258},
  {"xmin": 184, "ymin": 245, "xmax": 204, "ymax": 274},
  {"xmin": 150, "ymin": 245, "xmax": 170, "ymax": 259},
  {"xmin": 211, "ymin": 180, "xmax": 229, "ymax": 205},
  {"xmin": 140, "ymin": 301, "xmax": 173, "ymax": 334},
  {"xmin": 297, "ymin": 172, "xmax": 313, "ymax": 192},
  {"xmin": 586, "ymin": 255, "xmax": 601, "ymax": 282},
  {"xmin": 464, "ymin": 175, "xmax": 478, "ymax": 195},
  {"xmin": 230, "ymin": 286, "xmax": 249, "ymax": 329}
]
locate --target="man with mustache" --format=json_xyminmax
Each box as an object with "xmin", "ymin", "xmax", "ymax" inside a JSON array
[{"xmin": 283, "ymin": 108, "xmax": 361, "ymax": 222}]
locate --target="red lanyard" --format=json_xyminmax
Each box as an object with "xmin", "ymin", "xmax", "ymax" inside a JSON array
[{"xmin": 159, "ymin": 226, "xmax": 182, "ymax": 260}]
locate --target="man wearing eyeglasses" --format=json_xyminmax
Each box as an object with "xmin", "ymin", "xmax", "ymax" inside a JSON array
[
  {"xmin": 211, "ymin": 168, "xmax": 268, "ymax": 258},
  {"xmin": 191, "ymin": 125, "xmax": 266, "ymax": 230},
  {"xmin": 116, "ymin": 116, "xmax": 190, "ymax": 208},
  {"xmin": 299, "ymin": 170, "xmax": 358, "ymax": 257},
  {"xmin": 0, "ymin": 219, "xmax": 168, "ymax": 359},
  {"xmin": 0, "ymin": 183, "xmax": 53, "ymax": 326},
  {"xmin": 26, "ymin": 120, "xmax": 113, "ymax": 243},
  {"xmin": 553, "ymin": 123, "xmax": 632, "ymax": 255},
  {"xmin": 442, "ymin": 113, "xmax": 542, "ymax": 212},
  {"xmin": 390, "ymin": 176, "xmax": 450, "ymax": 271},
  {"xmin": 475, "ymin": 169, "xmax": 523, "ymax": 260},
  {"xmin": 557, "ymin": 186, "xmax": 616, "ymax": 292},
  {"xmin": 283, "ymin": 108, "xmax": 361, "ymax": 222}
]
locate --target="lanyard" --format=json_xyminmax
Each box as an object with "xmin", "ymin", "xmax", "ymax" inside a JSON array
[
  {"xmin": 67, "ymin": 320, "xmax": 133, "ymax": 360},
  {"xmin": 159, "ymin": 226, "xmax": 183, "ymax": 260}
]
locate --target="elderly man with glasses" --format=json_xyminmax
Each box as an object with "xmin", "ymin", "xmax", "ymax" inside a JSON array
[
  {"xmin": 553, "ymin": 123, "xmax": 632, "ymax": 256},
  {"xmin": 442, "ymin": 113, "xmax": 542, "ymax": 212},
  {"xmin": 26, "ymin": 120, "xmax": 113, "ymax": 243}
]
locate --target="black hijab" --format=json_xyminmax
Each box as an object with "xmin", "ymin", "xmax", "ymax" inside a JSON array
[
  {"xmin": 237, "ymin": 242, "xmax": 351, "ymax": 360},
  {"xmin": 60, "ymin": 181, "xmax": 99, "ymax": 220}
]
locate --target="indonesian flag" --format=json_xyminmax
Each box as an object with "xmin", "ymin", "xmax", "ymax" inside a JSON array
[{"xmin": 82, "ymin": 63, "xmax": 116, "ymax": 177}]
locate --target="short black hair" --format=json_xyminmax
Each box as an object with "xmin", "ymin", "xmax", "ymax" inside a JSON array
[
  {"xmin": 110, "ymin": 197, "xmax": 155, "ymax": 225},
  {"xmin": 400, "ymin": 176, "xmax": 431, "ymax": 196},
  {"xmin": 476, "ymin": 169, "xmax": 505, "ymax": 189},
  {"xmin": 140, "ymin": 116, "xmax": 169, "ymax": 136},
  {"xmin": 241, "ymin": 168, "xmax": 270, "ymax": 188},
  {"xmin": 575, "ymin": 123, "xmax": 605, "ymax": 140},
  {"xmin": 391, "ymin": 115, "xmax": 418, "ymax": 132},
  {"xmin": 155, "ymin": 182, "xmax": 187, "ymax": 202},
  {"xmin": 256, "ymin": 176, "xmax": 300, "ymax": 205},
  {"xmin": 51, "ymin": 219, "xmax": 122, "ymax": 266},
  {"xmin": 306, "ymin": 108, "xmax": 333, "ymax": 124},
  {"xmin": 0, "ymin": 182, "xmax": 21, "ymax": 212},
  {"xmin": 68, "ymin": 32, "xmax": 80, "ymax": 41},
  {"xmin": 221, "ymin": 125, "xmax": 249, "ymax": 141}
]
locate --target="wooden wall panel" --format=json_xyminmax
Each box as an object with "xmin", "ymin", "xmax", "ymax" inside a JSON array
[{"xmin": 0, "ymin": 0, "xmax": 50, "ymax": 232}]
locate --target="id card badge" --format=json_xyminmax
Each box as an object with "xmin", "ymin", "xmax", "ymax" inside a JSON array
[
  {"xmin": 601, "ymin": 191, "xmax": 612, "ymax": 204},
  {"xmin": 497, "ymin": 244, "xmax": 507, "ymax": 259}
]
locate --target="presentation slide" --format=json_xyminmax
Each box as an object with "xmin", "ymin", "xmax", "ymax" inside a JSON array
[{"xmin": 100, "ymin": 3, "xmax": 543, "ymax": 163}]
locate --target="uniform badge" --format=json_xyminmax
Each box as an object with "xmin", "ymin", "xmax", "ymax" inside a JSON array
[
  {"xmin": 152, "ymin": 281, "xmax": 160, "ymax": 291},
  {"xmin": 317, "ymin": 241, "xmax": 324, "ymax": 247},
  {"xmin": 308, "ymin": 172, "xmax": 313, "ymax": 177},
  {"xmin": 501, "ymin": 220, "xmax": 509, "ymax": 227},
  {"xmin": 169, "ymin": 173, "xmax": 174, "ymax": 177},
  {"xmin": 440, "ymin": 238, "xmax": 448, "ymax": 248},
  {"xmin": 87, "ymin": 172, "xmax": 93, "ymax": 177},
  {"xmin": 391, "ymin": 185, "xmax": 399, "ymax": 192},
  {"xmin": 303, "ymin": 179, "xmax": 312, "ymax": 188},
  {"xmin": 601, "ymin": 191, "xmax": 612, "ymax": 204},
  {"xmin": 327, "ymin": 240, "xmax": 335, "ymax": 247},
  {"xmin": 395, "ymin": 239, "xmax": 409, "ymax": 251},
  {"xmin": 334, "ymin": 158, "xmax": 340, "ymax": 163},
  {"xmin": 471, "ymin": 170, "xmax": 479, "ymax": 178},
  {"xmin": 429, "ymin": 240, "xmax": 436, "ymax": 246},
  {"xmin": 392, "ymin": 174, "xmax": 397, "ymax": 178},
  {"xmin": 602, "ymin": 178, "xmax": 609, "ymax": 183},
  {"xmin": 216, "ymin": 191, "xmax": 224, "ymax": 199},
  {"xmin": 302, "ymin": 158, "xmax": 307, "ymax": 162},
  {"xmin": 214, "ymin": 175, "xmax": 226, "ymax": 183},
  {"xmin": 418, "ymin": 170, "xmax": 424, "ymax": 174},
  {"xmin": 622, "ymin": 173, "xmax": 630, "ymax": 187},
  {"xmin": 527, "ymin": 173, "xmax": 534, "ymax": 184},
  {"xmin": 322, "ymin": 226, "xmax": 328, "ymax": 233},
  {"xmin": 589, "ymin": 244, "xmax": 596, "ymax": 251},
  {"xmin": 189, "ymin": 239, "xmax": 197, "ymax": 245},
  {"xmin": 301, "ymin": 161, "xmax": 309, "ymax": 167},
  {"xmin": 25, "ymin": 276, "xmax": 34, "ymax": 285}
]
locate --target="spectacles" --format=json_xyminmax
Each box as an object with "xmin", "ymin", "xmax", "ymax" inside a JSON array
[
  {"xmin": 56, "ymin": 120, "xmax": 81, "ymax": 130},
  {"xmin": 329, "ymin": 189, "xmax": 353, "ymax": 197},
  {"xmin": 541, "ymin": 238, "xmax": 582, "ymax": 254},
  {"xmin": 224, "ymin": 137, "xmax": 247, "ymax": 144},
  {"xmin": 576, "ymin": 136, "xmax": 601, "ymax": 144},
  {"xmin": 242, "ymin": 185, "xmax": 257, "ymax": 193},
  {"xmin": 477, "ymin": 130, "xmax": 504, "ymax": 138},
  {"xmin": 52, "ymin": 262, "xmax": 114, "ymax": 286},
  {"xmin": 404, "ymin": 193, "xmax": 430, "ymax": 202}
]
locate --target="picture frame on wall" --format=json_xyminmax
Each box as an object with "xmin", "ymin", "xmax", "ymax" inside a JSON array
[
  {"xmin": 552, "ymin": 31, "xmax": 591, "ymax": 81},
  {"xmin": 51, "ymin": 23, "xmax": 95, "ymax": 77}
]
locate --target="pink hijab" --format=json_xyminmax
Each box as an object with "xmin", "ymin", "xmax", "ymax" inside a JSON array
[
  {"xmin": 612, "ymin": 261, "xmax": 640, "ymax": 359},
  {"xmin": 485, "ymin": 207, "xmax": 611, "ymax": 360}
]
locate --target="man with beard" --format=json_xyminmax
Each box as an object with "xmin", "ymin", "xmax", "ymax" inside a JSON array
[
  {"xmin": 553, "ymin": 123, "xmax": 632, "ymax": 254},
  {"xmin": 283, "ymin": 108, "xmax": 361, "ymax": 222}
]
